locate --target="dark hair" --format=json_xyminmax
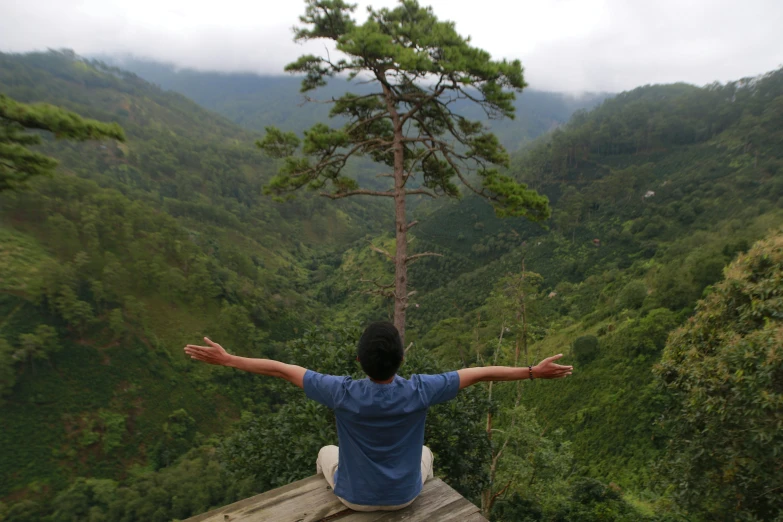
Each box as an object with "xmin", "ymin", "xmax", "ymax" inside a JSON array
[{"xmin": 357, "ymin": 322, "xmax": 403, "ymax": 381}]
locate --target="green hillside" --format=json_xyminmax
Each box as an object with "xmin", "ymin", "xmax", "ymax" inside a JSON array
[
  {"xmin": 100, "ymin": 57, "xmax": 610, "ymax": 152},
  {"xmin": 0, "ymin": 49, "xmax": 386, "ymax": 501},
  {"xmin": 402, "ymin": 68, "xmax": 783, "ymax": 493},
  {"xmin": 1, "ymin": 48, "xmax": 781, "ymax": 522}
]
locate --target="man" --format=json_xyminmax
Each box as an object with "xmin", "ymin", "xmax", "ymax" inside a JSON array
[{"xmin": 184, "ymin": 321, "xmax": 572, "ymax": 511}]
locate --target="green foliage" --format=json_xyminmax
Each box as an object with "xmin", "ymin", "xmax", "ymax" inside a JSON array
[
  {"xmin": 110, "ymin": 57, "xmax": 608, "ymax": 153},
  {"xmin": 0, "ymin": 50, "xmax": 344, "ymax": 499},
  {"xmin": 98, "ymin": 410, "xmax": 128, "ymax": 455},
  {"xmin": 0, "ymin": 337, "xmax": 15, "ymax": 400},
  {"xmin": 0, "ymin": 38, "xmax": 781, "ymax": 522},
  {"xmin": 400, "ymin": 68, "xmax": 783, "ymax": 510},
  {"xmin": 40, "ymin": 448, "xmax": 254, "ymax": 522},
  {"xmin": 49, "ymin": 477, "xmax": 119, "ymax": 522},
  {"xmin": 73, "ymin": 409, "xmax": 128, "ymax": 454},
  {"xmin": 259, "ymin": 0, "xmax": 550, "ymax": 222},
  {"xmin": 616, "ymin": 280, "xmax": 647, "ymax": 311},
  {"xmin": 15, "ymin": 324, "xmax": 59, "ymax": 370},
  {"xmin": 0, "ymin": 93, "xmax": 124, "ymax": 191},
  {"xmin": 572, "ymin": 335, "xmax": 600, "ymax": 365},
  {"xmin": 152, "ymin": 409, "xmax": 197, "ymax": 470},
  {"xmin": 549, "ymin": 478, "xmax": 652, "ymax": 522},
  {"xmin": 655, "ymin": 231, "xmax": 783, "ymax": 520}
]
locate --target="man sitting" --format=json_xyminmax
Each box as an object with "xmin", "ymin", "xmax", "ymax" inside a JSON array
[{"xmin": 184, "ymin": 321, "xmax": 572, "ymax": 511}]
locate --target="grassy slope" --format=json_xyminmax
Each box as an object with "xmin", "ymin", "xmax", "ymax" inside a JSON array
[
  {"xmin": 0, "ymin": 51, "xmax": 373, "ymax": 498},
  {"xmin": 393, "ymin": 73, "xmax": 783, "ymax": 492}
]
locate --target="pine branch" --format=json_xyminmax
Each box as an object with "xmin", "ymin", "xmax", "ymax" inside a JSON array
[
  {"xmin": 406, "ymin": 252, "xmax": 443, "ymax": 264},
  {"xmin": 367, "ymin": 243, "xmax": 394, "ymax": 262},
  {"xmin": 404, "ymin": 188, "xmax": 437, "ymax": 198}
]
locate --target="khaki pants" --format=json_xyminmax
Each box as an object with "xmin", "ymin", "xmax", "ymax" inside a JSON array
[{"xmin": 316, "ymin": 445, "xmax": 434, "ymax": 512}]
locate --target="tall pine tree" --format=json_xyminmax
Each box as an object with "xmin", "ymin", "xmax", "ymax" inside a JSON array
[{"xmin": 260, "ymin": 0, "xmax": 551, "ymax": 340}]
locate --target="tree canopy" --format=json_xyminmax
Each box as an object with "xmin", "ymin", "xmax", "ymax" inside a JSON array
[
  {"xmin": 656, "ymin": 231, "xmax": 783, "ymax": 520},
  {"xmin": 0, "ymin": 93, "xmax": 125, "ymax": 191},
  {"xmin": 259, "ymin": 0, "xmax": 550, "ymax": 340},
  {"xmin": 261, "ymin": 0, "xmax": 549, "ymax": 217}
]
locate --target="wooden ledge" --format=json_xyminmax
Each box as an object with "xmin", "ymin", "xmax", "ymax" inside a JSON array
[{"xmin": 184, "ymin": 474, "xmax": 487, "ymax": 522}]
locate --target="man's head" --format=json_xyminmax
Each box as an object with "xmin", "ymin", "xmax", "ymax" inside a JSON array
[{"xmin": 357, "ymin": 322, "xmax": 403, "ymax": 381}]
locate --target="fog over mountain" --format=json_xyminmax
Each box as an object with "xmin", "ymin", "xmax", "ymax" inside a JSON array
[{"xmin": 2, "ymin": 0, "xmax": 782, "ymax": 92}]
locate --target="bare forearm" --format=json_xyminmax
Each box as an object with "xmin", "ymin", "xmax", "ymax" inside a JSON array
[
  {"xmin": 458, "ymin": 356, "xmax": 573, "ymax": 390},
  {"xmin": 225, "ymin": 355, "xmax": 290, "ymax": 378},
  {"xmin": 458, "ymin": 366, "xmax": 528, "ymax": 389},
  {"xmin": 476, "ymin": 366, "xmax": 528, "ymax": 382},
  {"xmin": 184, "ymin": 338, "xmax": 306, "ymax": 388}
]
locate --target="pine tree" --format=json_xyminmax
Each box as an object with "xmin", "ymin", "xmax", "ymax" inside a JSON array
[
  {"xmin": 0, "ymin": 93, "xmax": 125, "ymax": 191},
  {"xmin": 260, "ymin": 0, "xmax": 551, "ymax": 340}
]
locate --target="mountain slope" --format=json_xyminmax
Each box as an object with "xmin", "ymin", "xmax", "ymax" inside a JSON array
[
  {"xmin": 0, "ymin": 50, "xmax": 385, "ymax": 498},
  {"xmin": 101, "ymin": 57, "xmax": 610, "ymax": 152},
  {"xmin": 399, "ymin": 68, "xmax": 783, "ymax": 490}
]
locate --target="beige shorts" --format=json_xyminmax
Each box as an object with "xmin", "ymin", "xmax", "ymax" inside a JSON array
[{"xmin": 316, "ymin": 445, "xmax": 434, "ymax": 512}]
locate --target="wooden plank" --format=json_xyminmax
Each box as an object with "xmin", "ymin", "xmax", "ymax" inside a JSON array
[
  {"xmin": 184, "ymin": 475, "xmax": 488, "ymax": 522},
  {"xmin": 364, "ymin": 481, "xmax": 470, "ymax": 522},
  {"xmin": 339, "ymin": 480, "xmax": 487, "ymax": 522},
  {"xmin": 184, "ymin": 475, "xmax": 328, "ymax": 522},
  {"xmin": 317, "ymin": 479, "xmax": 451, "ymax": 521},
  {"xmin": 316, "ymin": 478, "xmax": 444, "ymax": 521},
  {"xmin": 412, "ymin": 495, "xmax": 481, "ymax": 521}
]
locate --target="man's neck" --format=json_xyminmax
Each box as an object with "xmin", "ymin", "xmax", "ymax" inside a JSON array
[{"xmin": 370, "ymin": 375, "xmax": 396, "ymax": 384}]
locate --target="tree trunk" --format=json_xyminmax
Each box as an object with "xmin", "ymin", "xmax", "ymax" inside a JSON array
[
  {"xmin": 394, "ymin": 187, "xmax": 407, "ymax": 343},
  {"xmin": 382, "ymin": 77, "xmax": 408, "ymax": 343},
  {"xmin": 520, "ymin": 260, "xmax": 529, "ymax": 368}
]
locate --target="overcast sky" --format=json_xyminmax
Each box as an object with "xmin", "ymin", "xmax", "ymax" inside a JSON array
[{"xmin": 1, "ymin": 0, "xmax": 781, "ymax": 93}]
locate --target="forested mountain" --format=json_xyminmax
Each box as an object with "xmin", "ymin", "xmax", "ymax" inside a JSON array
[
  {"xmin": 99, "ymin": 57, "xmax": 610, "ymax": 152},
  {"xmin": 286, "ymin": 65, "xmax": 783, "ymax": 517},
  {"xmin": 405, "ymin": 67, "xmax": 783, "ymax": 507},
  {"xmin": 0, "ymin": 49, "xmax": 389, "ymax": 508},
  {"xmin": 1, "ymin": 49, "xmax": 781, "ymax": 522}
]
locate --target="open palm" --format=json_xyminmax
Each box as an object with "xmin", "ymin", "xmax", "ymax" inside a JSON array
[
  {"xmin": 184, "ymin": 337, "xmax": 231, "ymax": 366},
  {"xmin": 533, "ymin": 354, "xmax": 573, "ymax": 379}
]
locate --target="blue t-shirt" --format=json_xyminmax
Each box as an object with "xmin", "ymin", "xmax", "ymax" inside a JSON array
[{"xmin": 303, "ymin": 370, "xmax": 460, "ymax": 506}]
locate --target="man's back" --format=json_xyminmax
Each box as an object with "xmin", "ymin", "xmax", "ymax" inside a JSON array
[{"xmin": 304, "ymin": 370, "xmax": 460, "ymax": 506}]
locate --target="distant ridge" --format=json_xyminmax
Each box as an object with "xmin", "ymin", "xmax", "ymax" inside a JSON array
[{"xmin": 96, "ymin": 55, "xmax": 611, "ymax": 151}]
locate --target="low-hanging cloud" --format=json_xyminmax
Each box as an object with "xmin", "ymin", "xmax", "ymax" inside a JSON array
[{"xmin": 1, "ymin": 0, "xmax": 781, "ymax": 93}]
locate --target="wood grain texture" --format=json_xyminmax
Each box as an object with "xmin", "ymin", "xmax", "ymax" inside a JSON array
[{"xmin": 183, "ymin": 475, "xmax": 488, "ymax": 522}]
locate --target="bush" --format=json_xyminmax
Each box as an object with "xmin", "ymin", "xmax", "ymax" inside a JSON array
[
  {"xmin": 617, "ymin": 280, "xmax": 647, "ymax": 310},
  {"xmin": 572, "ymin": 335, "xmax": 600, "ymax": 365},
  {"xmin": 656, "ymin": 231, "xmax": 783, "ymax": 520}
]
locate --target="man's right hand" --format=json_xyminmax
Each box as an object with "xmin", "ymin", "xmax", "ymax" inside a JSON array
[
  {"xmin": 184, "ymin": 337, "xmax": 232, "ymax": 366},
  {"xmin": 532, "ymin": 354, "xmax": 573, "ymax": 379}
]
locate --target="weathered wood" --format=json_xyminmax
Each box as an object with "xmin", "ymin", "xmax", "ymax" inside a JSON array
[{"xmin": 183, "ymin": 475, "xmax": 488, "ymax": 522}]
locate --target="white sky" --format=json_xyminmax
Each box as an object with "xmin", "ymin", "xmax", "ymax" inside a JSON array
[{"xmin": 1, "ymin": 0, "xmax": 781, "ymax": 92}]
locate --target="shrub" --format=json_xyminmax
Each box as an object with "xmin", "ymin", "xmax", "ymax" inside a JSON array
[{"xmin": 572, "ymin": 335, "xmax": 600, "ymax": 365}]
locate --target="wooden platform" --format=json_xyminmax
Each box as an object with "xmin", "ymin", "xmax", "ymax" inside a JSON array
[{"xmin": 184, "ymin": 474, "xmax": 488, "ymax": 522}]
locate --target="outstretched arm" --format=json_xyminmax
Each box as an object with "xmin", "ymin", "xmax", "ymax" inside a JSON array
[
  {"xmin": 184, "ymin": 337, "xmax": 307, "ymax": 388},
  {"xmin": 457, "ymin": 354, "xmax": 573, "ymax": 390}
]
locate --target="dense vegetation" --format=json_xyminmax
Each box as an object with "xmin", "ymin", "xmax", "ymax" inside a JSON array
[
  {"xmin": 107, "ymin": 57, "xmax": 609, "ymax": 152},
  {"xmin": 1, "ymin": 45, "xmax": 781, "ymax": 522},
  {"xmin": 0, "ymin": 49, "xmax": 388, "ymax": 507},
  {"xmin": 656, "ymin": 234, "xmax": 783, "ymax": 520},
  {"xmin": 257, "ymin": 0, "xmax": 552, "ymax": 341},
  {"xmin": 0, "ymin": 92, "xmax": 124, "ymax": 192}
]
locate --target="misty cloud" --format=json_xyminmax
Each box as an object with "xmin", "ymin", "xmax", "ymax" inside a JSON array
[{"xmin": 1, "ymin": 0, "xmax": 781, "ymax": 92}]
